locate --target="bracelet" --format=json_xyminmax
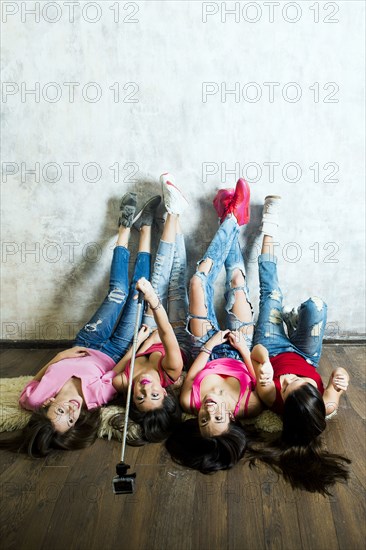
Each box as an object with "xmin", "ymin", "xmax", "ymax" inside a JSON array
[
  {"xmin": 200, "ymin": 346, "xmax": 212, "ymax": 355},
  {"xmin": 150, "ymin": 298, "xmax": 162, "ymax": 311}
]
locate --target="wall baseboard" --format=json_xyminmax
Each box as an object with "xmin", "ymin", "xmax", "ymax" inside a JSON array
[
  {"xmin": 0, "ymin": 338, "xmax": 365, "ymax": 349},
  {"xmin": 0, "ymin": 340, "xmax": 74, "ymax": 349}
]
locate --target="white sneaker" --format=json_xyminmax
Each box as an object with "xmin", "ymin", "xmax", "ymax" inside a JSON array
[
  {"xmin": 261, "ymin": 195, "xmax": 281, "ymax": 238},
  {"xmin": 160, "ymin": 173, "xmax": 189, "ymax": 215},
  {"xmin": 282, "ymin": 305, "xmax": 299, "ymax": 337}
]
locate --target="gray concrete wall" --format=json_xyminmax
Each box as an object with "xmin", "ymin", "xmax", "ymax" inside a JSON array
[{"xmin": 1, "ymin": 0, "xmax": 365, "ymax": 341}]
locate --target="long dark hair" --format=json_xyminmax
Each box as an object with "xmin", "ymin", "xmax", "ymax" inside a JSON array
[
  {"xmin": 0, "ymin": 407, "xmax": 101, "ymax": 458},
  {"xmin": 165, "ymin": 418, "xmax": 248, "ymax": 473},
  {"xmin": 110, "ymin": 387, "xmax": 182, "ymax": 444},
  {"xmin": 248, "ymin": 384, "xmax": 351, "ymax": 494},
  {"xmin": 283, "ymin": 383, "xmax": 326, "ymax": 445}
]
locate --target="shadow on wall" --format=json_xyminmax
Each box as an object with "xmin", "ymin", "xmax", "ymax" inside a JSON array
[
  {"xmin": 47, "ymin": 180, "xmax": 164, "ymax": 335},
  {"xmin": 44, "ymin": 179, "xmax": 264, "ymax": 338}
]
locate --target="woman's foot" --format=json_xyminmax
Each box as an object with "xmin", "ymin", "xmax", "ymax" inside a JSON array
[
  {"xmin": 213, "ymin": 187, "xmax": 235, "ymax": 221},
  {"xmin": 261, "ymin": 195, "xmax": 281, "ymax": 237},
  {"xmin": 133, "ymin": 195, "xmax": 161, "ymax": 231},
  {"xmin": 118, "ymin": 192, "xmax": 137, "ymax": 227},
  {"xmin": 213, "ymin": 178, "xmax": 250, "ymax": 225},
  {"xmin": 160, "ymin": 173, "xmax": 189, "ymax": 215}
]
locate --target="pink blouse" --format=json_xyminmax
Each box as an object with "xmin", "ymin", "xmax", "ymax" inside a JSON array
[{"xmin": 19, "ymin": 349, "xmax": 117, "ymax": 411}]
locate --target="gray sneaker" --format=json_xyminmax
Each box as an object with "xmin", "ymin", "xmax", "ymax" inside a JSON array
[
  {"xmin": 133, "ymin": 195, "xmax": 161, "ymax": 231},
  {"xmin": 118, "ymin": 192, "xmax": 137, "ymax": 228},
  {"xmin": 282, "ymin": 306, "xmax": 299, "ymax": 337}
]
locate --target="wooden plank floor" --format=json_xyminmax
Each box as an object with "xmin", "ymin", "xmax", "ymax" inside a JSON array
[{"xmin": 0, "ymin": 345, "xmax": 365, "ymax": 550}]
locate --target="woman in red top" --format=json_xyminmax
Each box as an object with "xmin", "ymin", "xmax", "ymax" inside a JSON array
[{"xmin": 249, "ymin": 196, "xmax": 350, "ymax": 494}]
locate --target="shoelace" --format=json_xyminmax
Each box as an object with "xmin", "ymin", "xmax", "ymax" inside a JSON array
[{"xmin": 122, "ymin": 206, "xmax": 135, "ymax": 224}]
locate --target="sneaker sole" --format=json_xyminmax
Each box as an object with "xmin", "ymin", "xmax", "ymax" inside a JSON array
[
  {"xmin": 119, "ymin": 192, "xmax": 137, "ymax": 209},
  {"xmin": 164, "ymin": 180, "xmax": 189, "ymax": 204},
  {"xmin": 236, "ymin": 178, "xmax": 251, "ymax": 225}
]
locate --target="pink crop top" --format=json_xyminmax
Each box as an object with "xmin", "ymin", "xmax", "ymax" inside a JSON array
[
  {"xmin": 190, "ymin": 358, "xmax": 256, "ymax": 417},
  {"xmin": 124, "ymin": 343, "xmax": 185, "ymax": 388}
]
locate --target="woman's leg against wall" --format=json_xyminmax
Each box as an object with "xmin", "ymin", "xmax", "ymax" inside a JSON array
[
  {"xmin": 252, "ymin": 235, "xmax": 291, "ymax": 356},
  {"xmin": 74, "ymin": 225, "xmax": 132, "ymax": 348},
  {"xmin": 187, "ymin": 216, "xmax": 239, "ymax": 356},
  {"xmin": 141, "ymin": 214, "xmax": 178, "ymax": 331},
  {"xmin": 224, "ymin": 236, "xmax": 254, "ymax": 348},
  {"xmin": 167, "ymin": 221, "xmax": 191, "ymax": 361},
  {"xmin": 287, "ymin": 297, "xmax": 328, "ymax": 365},
  {"xmin": 102, "ymin": 226, "xmax": 152, "ymax": 361}
]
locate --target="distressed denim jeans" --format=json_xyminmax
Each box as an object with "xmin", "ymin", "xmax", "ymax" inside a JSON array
[
  {"xmin": 187, "ymin": 217, "xmax": 254, "ymax": 359},
  {"xmin": 142, "ymin": 234, "xmax": 191, "ymax": 362},
  {"xmin": 253, "ymin": 253, "xmax": 327, "ymax": 366},
  {"xmin": 74, "ymin": 246, "xmax": 151, "ymax": 362}
]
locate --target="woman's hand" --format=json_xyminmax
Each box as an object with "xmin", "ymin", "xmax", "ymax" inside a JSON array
[
  {"xmin": 258, "ymin": 361, "xmax": 274, "ymax": 386},
  {"xmin": 136, "ymin": 277, "xmax": 159, "ymax": 308},
  {"xmin": 331, "ymin": 367, "xmax": 349, "ymax": 392},
  {"xmin": 226, "ymin": 330, "xmax": 248, "ymax": 353},
  {"xmin": 57, "ymin": 347, "xmax": 90, "ymax": 361},
  {"xmin": 205, "ymin": 330, "xmax": 230, "ymax": 351},
  {"xmin": 136, "ymin": 325, "xmax": 151, "ymax": 346}
]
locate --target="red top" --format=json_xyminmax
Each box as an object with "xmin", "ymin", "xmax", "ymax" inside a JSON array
[
  {"xmin": 124, "ymin": 343, "xmax": 185, "ymax": 388},
  {"xmin": 270, "ymin": 352, "xmax": 324, "ymax": 414}
]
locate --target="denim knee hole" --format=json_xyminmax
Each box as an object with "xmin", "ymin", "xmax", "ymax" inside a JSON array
[
  {"xmin": 269, "ymin": 289, "xmax": 282, "ymax": 302},
  {"xmin": 108, "ymin": 288, "xmax": 126, "ymax": 304},
  {"xmin": 84, "ymin": 319, "xmax": 103, "ymax": 332},
  {"xmin": 196, "ymin": 257, "xmax": 214, "ymax": 275},
  {"xmin": 310, "ymin": 296, "xmax": 325, "ymax": 311},
  {"xmin": 269, "ymin": 309, "xmax": 282, "ymax": 325}
]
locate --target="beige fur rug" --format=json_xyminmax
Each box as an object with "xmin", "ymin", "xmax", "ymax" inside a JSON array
[{"xmin": 0, "ymin": 376, "xmax": 283, "ymax": 442}]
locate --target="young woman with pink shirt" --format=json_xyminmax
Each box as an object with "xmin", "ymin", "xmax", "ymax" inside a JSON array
[
  {"xmin": 0, "ymin": 191, "xmax": 157, "ymax": 456},
  {"xmin": 166, "ymin": 179, "xmax": 263, "ymax": 473},
  {"xmin": 2, "ymin": 175, "xmax": 189, "ymax": 456}
]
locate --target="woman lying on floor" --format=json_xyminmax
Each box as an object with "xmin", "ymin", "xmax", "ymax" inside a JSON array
[
  {"xmin": 166, "ymin": 179, "xmax": 263, "ymax": 473},
  {"xmin": 0, "ymin": 174, "xmax": 189, "ymax": 456},
  {"xmin": 247, "ymin": 196, "xmax": 350, "ymax": 494},
  {"xmin": 111, "ymin": 173, "xmax": 191, "ymax": 443}
]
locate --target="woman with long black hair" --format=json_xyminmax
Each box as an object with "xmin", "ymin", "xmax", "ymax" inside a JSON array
[
  {"xmin": 166, "ymin": 179, "xmax": 262, "ymax": 473},
  {"xmin": 249, "ymin": 195, "xmax": 350, "ymax": 494}
]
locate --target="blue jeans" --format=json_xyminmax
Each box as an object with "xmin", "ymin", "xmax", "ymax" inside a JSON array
[
  {"xmin": 252, "ymin": 253, "xmax": 327, "ymax": 366},
  {"xmin": 74, "ymin": 247, "xmax": 151, "ymax": 363},
  {"xmin": 142, "ymin": 234, "xmax": 191, "ymax": 362},
  {"xmin": 187, "ymin": 217, "xmax": 254, "ymax": 359}
]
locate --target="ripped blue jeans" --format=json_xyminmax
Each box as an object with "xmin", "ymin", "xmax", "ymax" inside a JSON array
[
  {"xmin": 187, "ymin": 217, "xmax": 254, "ymax": 359},
  {"xmin": 253, "ymin": 253, "xmax": 327, "ymax": 366},
  {"xmin": 142, "ymin": 234, "xmax": 191, "ymax": 363},
  {"xmin": 74, "ymin": 246, "xmax": 151, "ymax": 363}
]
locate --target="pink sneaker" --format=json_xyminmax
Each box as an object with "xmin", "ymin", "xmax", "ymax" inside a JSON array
[
  {"xmin": 213, "ymin": 188, "xmax": 235, "ymax": 220},
  {"xmin": 231, "ymin": 178, "xmax": 250, "ymax": 225},
  {"xmin": 213, "ymin": 178, "xmax": 251, "ymax": 226}
]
